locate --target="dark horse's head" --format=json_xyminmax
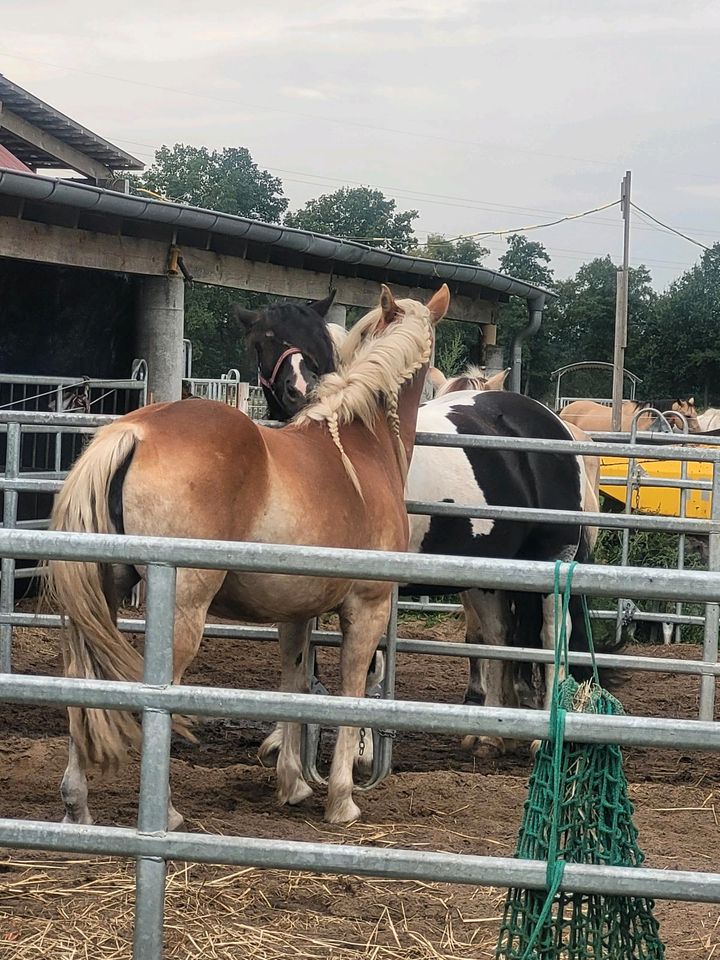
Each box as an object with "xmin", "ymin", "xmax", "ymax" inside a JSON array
[{"xmin": 234, "ymin": 292, "xmax": 338, "ymax": 420}]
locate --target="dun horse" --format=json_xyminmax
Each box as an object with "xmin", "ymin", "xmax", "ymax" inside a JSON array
[
  {"xmin": 48, "ymin": 284, "xmax": 450, "ymax": 826},
  {"xmin": 560, "ymin": 398, "xmax": 699, "ymax": 433}
]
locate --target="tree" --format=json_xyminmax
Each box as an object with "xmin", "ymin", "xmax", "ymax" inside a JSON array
[
  {"xmin": 630, "ymin": 245, "xmax": 720, "ymax": 405},
  {"xmin": 499, "ymin": 234, "xmax": 554, "ymax": 287},
  {"xmin": 133, "ymin": 144, "xmax": 289, "ymax": 376},
  {"xmin": 285, "ymin": 187, "xmax": 418, "ymax": 252},
  {"xmin": 543, "ymin": 257, "xmax": 656, "ymax": 402},
  {"xmin": 134, "ymin": 144, "xmax": 288, "ymax": 221},
  {"xmin": 409, "ymin": 233, "xmax": 489, "ymax": 266}
]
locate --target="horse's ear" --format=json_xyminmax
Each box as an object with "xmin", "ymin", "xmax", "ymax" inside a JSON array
[
  {"xmin": 484, "ymin": 367, "xmax": 510, "ymax": 390},
  {"xmin": 309, "ymin": 289, "xmax": 337, "ymax": 319},
  {"xmin": 689, "ymin": 396, "xmax": 695, "ymax": 406},
  {"xmin": 428, "ymin": 367, "xmax": 447, "ymax": 389},
  {"xmin": 427, "ymin": 284, "xmax": 450, "ymax": 323},
  {"xmin": 380, "ymin": 284, "xmax": 399, "ymax": 321},
  {"xmin": 232, "ymin": 305, "xmax": 258, "ymax": 330}
]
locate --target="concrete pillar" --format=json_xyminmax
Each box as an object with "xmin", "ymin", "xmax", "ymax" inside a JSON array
[
  {"xmin": 328, "ymin": 303, "xmax": 347, "ymax": 328},
  {"xmin": 136, "ymin": 276, "xmax": 185, "ymax": 403}
]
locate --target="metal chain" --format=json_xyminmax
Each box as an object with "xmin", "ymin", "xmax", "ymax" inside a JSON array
[{"xmin": 358, "ymin": 727, "xmax": 366, "ymax": 757}]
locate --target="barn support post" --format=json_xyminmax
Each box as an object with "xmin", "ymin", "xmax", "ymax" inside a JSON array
[
  {"xmin": 510, "ymin": 296, "xmax": 545, "ymax": 394},
  {"xmin": 328, "ymin": 303, "xmax": 347, "ymax": 329},
  {"xmin": 136, "ymin": 276, "xmax": 185, "ymax": 404},
  {"xmin": 699, "ymin": 456, "xmax": 720, "ymax": 720}
]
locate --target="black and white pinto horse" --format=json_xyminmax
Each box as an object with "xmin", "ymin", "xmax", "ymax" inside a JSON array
[{"xmin": 239, "ymin": 295, "xmax": 601, "ymax": 759}]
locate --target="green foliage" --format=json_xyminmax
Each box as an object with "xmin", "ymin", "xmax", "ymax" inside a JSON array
[
  {"xmin": 594, "ymin": 528, "xmax": 706, "ymax": 644},
  {"xmin": 133, "ymin": 144, "xmax": 288, "ymax": 221},
  {"xmin": 434, "ymin": 327, "xmax": 470, "ymax": 376},
  {"xmin": 285, "ymin": 186, "xmax": 417, "ymax": 252},
  {"xmin": 629, "ymin": 244, "xmax": 720, "ymax": 405},
  {"xmin": 408, "ymin": 233, "xmax": 490, "ymax": 265}
]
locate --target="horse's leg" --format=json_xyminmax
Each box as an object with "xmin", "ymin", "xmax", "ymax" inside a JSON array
[
  {"xmin": 530, "ymin": 592, "xmax": 572, "ymax": 756},
  {"xmin": 61, "ymin": 737, "xmax": 92, "ymax": 824},
  {"xmin": 325, "ymin": 590, "xmax": 391, "ymax": 824},
  {"xmin": 275, "ymin": 619, "xmax": 314, "ymax": 806},
  {"xmin": 259, "ymin": 644, "xmax": 386, "ymax": 771},
  {"xmin": 459, "ymin": 590, "xmax": 516, "ymax": 759},
  {"xmin": 165, "ymin": 567, "xmax": 225, "ymax": 830}
]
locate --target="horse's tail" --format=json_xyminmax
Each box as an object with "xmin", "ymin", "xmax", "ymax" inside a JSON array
[{"xmin": 46, "ymin": 422, "xmax": 191, "ymax": 771}]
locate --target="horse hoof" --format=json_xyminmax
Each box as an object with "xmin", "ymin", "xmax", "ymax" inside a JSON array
[
  {"xmin": 278, "ymin": 779, "xmax": 313, "ymax": 807},
  {"xmin": 324, "ymin": 797, "xmax": 361, "ymax": 824},
  {"xmin": 168, "ymin": 810, "xmax": 186, "ymax": 832},
  {"xmin": 461, "ymin": 735, "xmax": 506, "ymax": 759}
]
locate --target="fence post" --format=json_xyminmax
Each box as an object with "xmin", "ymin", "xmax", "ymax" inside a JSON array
[
  {"xmin": 133, "ymin": 563, "xmax": 176, "ymax": 960},
  {"xmin": 0, "ymin": 422, "xmax": 21, "ymax": 673},
  {"xmin": 699, "ymin": 458, "xmax": 720, "ymax": 721}
]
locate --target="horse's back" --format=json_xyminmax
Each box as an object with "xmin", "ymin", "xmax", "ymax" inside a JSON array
[{"xmin": 409, "ymin": 390, "xmax": 582, "ymax": 566}]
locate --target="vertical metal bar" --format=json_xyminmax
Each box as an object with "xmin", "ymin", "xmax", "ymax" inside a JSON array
[
  {"xmin": 134, "ymin": 563, "xmax": 176, "ymax": 960},
  {"xmin": 368, "ymin": 585, "xmax": 399, "ymax": 785},
  {"xmin": 616, "ymin": 415, "xmax": 639, "ymax": 646},
  {"xmin": 699, "ymin": 458, "xmax": 720, "ymax": 721},
  {"xmin": 54, "ymin": 387, "xmax": 63, "ymax": 473},
  {"xmin": 674, "ymin": 452, "xmax": 689, "ymax": 644},
  {"xmin": 0, "ymin": 422, "xmax": 21, "ymax": 673}
]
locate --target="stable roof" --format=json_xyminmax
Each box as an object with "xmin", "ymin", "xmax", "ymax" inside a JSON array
[
  {"xmin": 0, "ymin": 75, "xmax": 142, "ymax": 177},
  {"xmin": 0, "ymin": 169, "xmax": 554, "ymax": 321}
]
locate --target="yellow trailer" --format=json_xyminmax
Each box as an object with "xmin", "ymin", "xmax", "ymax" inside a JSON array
[{"xmin": 600, "ymin": 455, "xmax": 712, "ymax": 518}]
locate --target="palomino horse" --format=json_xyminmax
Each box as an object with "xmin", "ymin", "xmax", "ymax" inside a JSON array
[
  {"xmin": 429, "ymin": 365, "xmax": 511, "ymax": 397},
  {"xmin": 250, "ymin": 316, "xmax": 604, "ymax": 759},
  {"xmin": 48, "ymin": 284, "xmax": 450, "ymax": 826},
  {"xmin": 560, "ymin": 398, "xmax": 699, "ymax": 433}
]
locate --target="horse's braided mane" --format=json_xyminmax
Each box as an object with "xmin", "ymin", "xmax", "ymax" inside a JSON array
[{"xmin": 294, "ymin": 303, "xmax": 433, "ymax": 496}]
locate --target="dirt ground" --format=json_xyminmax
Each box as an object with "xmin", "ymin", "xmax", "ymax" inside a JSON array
[{"xmin": 2, "ymin": 607, "xmax": 720, "ymax": 958}]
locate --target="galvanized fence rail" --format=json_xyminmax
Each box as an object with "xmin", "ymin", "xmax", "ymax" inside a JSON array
[
  {"xmin": 2, "ymin": 407, "xmax": 720, "ymax": 955},
  {"xmin": 3, "ymin": 529, "xmax": 720, "ymax": 959}
]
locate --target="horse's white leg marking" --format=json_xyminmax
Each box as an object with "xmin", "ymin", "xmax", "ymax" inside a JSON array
[
  {"xmin": 289, "ymin": 354, "xmax": 309, "ymax": 396},
  {"xmin": 61, "ymin": 737, "xmax": 92, "ymax": 825},
  {"xmin": 275, "ymin": 620, "xmax": 314, "ymax": 807},
  {"xmin": 459, "ymin": 590, "xmax": 516, "ymax": 758},
  {"xmin": 662, "ymin": 621, "xmax": 674, "ymax": 645},
  {"xmin": 325, "ymin": 593, "xmax": 391, "ymax": 824}
]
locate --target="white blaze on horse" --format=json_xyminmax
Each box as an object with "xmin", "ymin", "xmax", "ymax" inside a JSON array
[
  {"xmin": 48, "ymin": 283, "xmax": 450, "ymax": 826},
  {"xmin": 560, "ymin": 398, "xmax": 699, "ymax": 433}
]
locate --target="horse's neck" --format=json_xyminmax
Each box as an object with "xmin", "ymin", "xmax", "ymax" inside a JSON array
[{"xmin": 396, "ymin": 365, "xmax": 431, "ymax": 466}]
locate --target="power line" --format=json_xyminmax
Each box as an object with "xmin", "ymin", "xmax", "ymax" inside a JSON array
[
  {"xmin": 422, "ymin": 200, "xmax": 622, "ymax": 244},
  {"xmin": 631, "ymin": 202, "xmax": 719, "ymax": 254}
]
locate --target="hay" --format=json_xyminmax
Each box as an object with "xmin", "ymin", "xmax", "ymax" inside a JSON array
[{"xmin": 0, "ymin": 853, "xmax": 505, "ymax": 959}]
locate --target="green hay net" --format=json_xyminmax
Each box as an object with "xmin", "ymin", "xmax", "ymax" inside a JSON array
[{"xmin": 495, "ymin": 562, "xmax": 665, "ymax": 960}]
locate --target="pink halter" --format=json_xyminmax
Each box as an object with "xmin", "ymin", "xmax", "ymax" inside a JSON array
[{"xmin": 258, "ymin": 347, "xmax": 303, "ymax": 391}]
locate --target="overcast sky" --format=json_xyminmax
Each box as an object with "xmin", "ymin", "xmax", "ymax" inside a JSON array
[{"xmin": 3, "ymin": 0, "xmax": 719, "ymax": 288}]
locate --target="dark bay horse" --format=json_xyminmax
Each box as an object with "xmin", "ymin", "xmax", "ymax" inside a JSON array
[
  {"xmin": 48, "ymin": 284, "xmax": 450, "ymax": 825},
  {"xmin": 250, "ymin": 318, "xmax": 605, "ymax": 759}
]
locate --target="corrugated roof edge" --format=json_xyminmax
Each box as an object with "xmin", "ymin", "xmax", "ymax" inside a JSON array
[
  {"xmin": 0, "ymin": 169, "xmax": 556, "ymax": 302},
  {"xmin": 0, "ymin": 75, "xmax": 143, "ymax": 171}
]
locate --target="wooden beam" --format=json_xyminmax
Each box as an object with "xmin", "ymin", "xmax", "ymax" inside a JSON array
[
  {"xmin": 0, "ymin": 104, "xmax": 112, "ymax": 182},
  {"xmin": 0, "ymin": 215, "xmax": 498, "ymax": 324}
]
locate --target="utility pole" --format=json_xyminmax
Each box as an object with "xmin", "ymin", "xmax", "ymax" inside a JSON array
[{"xmin": 611, "ymin": 171, "xmax": 632, "ymax": 432}]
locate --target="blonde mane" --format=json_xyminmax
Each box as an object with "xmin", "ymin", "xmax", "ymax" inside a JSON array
[{"xmin": 295, "ymin": 301, "xmax": 434, "ymax": 495}]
